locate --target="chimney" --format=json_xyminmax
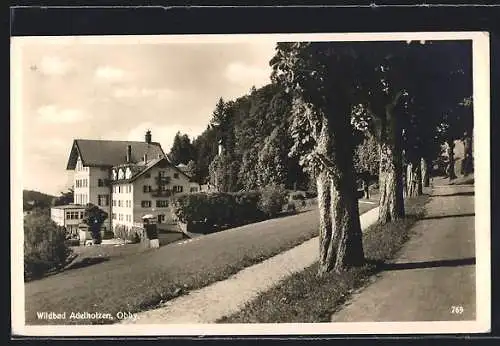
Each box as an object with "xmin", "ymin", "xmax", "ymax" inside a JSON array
[
  {"xmin": 143, "ymin": 153, "xmax": 148, "ymax": 164},
  {"xmin": 126, "ymin": 145, "xmax": 132, "ymax": 163},
  {"xmin": 145, "ymin": 130, "xmax": 152, "ymax": 144}
]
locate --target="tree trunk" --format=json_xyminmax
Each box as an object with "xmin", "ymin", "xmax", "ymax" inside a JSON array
[
  {"xmin": 317, "ymin": 170, "xmax": 334, "ymax": 276},
  {"xmin": 378, "ymin": 107, "xmax": 405, "ymax": 224},
  {"xmin": 446, "ymin": 139, "xmax": 456, "ymax": 181},
  {"xmin": 316, "ymin": 117, "xmax": 336, "ymax": 276},
  {"xmin": 421, "ymin": 157, "xmax": 430, "ymax": 187},
  {"xmin": 461, "ymin": 135, "xmax": 473, "ymax": 176},
  {"xmin": 330, "ymin": 173, "xmax": 365, "ymax": 272},
  {"xmin": 315, "ymin": 110, "xmax": 364, "ymax": 276},
  {"xmin": 406, "ymin": 161, "xmax": 422, "ymax": 197}
]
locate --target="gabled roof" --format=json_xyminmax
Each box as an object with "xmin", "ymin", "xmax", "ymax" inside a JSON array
[
  {"xmin": 66, "ymin": 139, "xmax": 165, "ymax": 170},
  {"xmin": 110, "ymin": 157, "xmax": 195, "ymax": 184}
]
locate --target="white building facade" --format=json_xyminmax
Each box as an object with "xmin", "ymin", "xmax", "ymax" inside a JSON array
[
  {"xmin": 66, "ymin": 131, "xmax": 200, "ymax": 236},
  {"xmin": 50, "ymin": 204, "xmax": 86, "ymax": 237}
]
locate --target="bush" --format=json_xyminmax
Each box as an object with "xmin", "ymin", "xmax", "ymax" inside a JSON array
[
  {"xmin": 258, "ymin": 184, "xmax": 288, "ymax": 218},
  {"xmin": 286, "ymin": 201, "xmax": 297, "ymax": 213},
  {"xmin": 305, "ymin": 190, "xmax": 318, "ymax": 199},
  {"xmin": 24, "ymin": 211, "xmax": 72, "ymax": 280},
  {"xmin": 289, "ymin": 191, "xmax": 306, "ymax": 201},
  {"xmin": 233, "ymin": 191, "xmax": 264, "ymax": 224},
  {"xmin": 171, "ymin": 191, "xmax": 266, "ymax": 231},
  {"xmin": 114, "ymin": 225, "xmax": 141, "ymax": 244}
]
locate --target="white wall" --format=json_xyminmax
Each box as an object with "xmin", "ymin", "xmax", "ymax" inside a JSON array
[
  {"xmin": 111, "ymin": 182, "xmax": 134, "ymax": 231},
  {"xmin": 73, "ymin": 155, "xmax": 90, "ymax": 205},
  {"xmin": 132, "ymin": 165, "xmax": 198, "ymax": 224}
]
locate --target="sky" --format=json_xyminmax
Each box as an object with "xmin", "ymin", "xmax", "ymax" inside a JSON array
[{"xmin": 15, "ymin": 38, "xmax": 277, "ymax": 195}]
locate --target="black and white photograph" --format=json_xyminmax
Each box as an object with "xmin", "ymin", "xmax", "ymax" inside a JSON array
[{"xmin": 11, "ymin": 32, "xmax": 490, "ymax": 336}]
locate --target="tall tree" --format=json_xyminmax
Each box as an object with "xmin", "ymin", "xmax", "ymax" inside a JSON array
[
  {"xmin": 82, "ymin": 203, "xmax": 108, "ymax": 244},
  {"xmin": 272, "ymin": 42, "xmax": 365, "ymax": 275},
  {"xmin": 169, "ymin": 132, "xmax": 195, "ymax": 165}
]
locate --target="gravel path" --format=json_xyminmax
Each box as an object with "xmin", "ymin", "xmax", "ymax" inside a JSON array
[
  {"xmin": 331, "ymin": 180, "xmax": 476, "ymax": 322},
  {"xmin": 122, "ymin": 207, "xmax": 380, "ymax": 324}
]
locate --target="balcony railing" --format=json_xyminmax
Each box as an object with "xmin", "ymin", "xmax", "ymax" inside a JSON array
[{"xmin": 155, "ymin": 176, "xmax": 171, "ymax": 184}]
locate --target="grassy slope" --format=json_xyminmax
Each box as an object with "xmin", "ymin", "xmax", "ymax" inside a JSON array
[
  {"xmin": 25, "ymin": 199, "xmax": 378, "ymax": 325},
  {"xmin": 218, "ymin": 194, "xmax": 429, "ymax": 323}
]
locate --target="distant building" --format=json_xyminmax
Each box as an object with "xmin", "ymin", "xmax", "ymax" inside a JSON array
[
  {"xmin": 65, "ymin": 130, "xmax": 201, "ymax": 235},
  {"xmin": 50, "ymin": 204, "xmax": 86, "ymax": 237}
]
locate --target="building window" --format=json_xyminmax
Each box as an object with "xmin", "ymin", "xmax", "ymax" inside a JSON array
[
  {"xmin": 98, "ymin": 179, "xmax": 104, "ymax": 187},
  {"xmin": 65, "ymin": 211, "xmax": 80, "ymax": 220},
  {"xmin": 174, "ymin": 173, "xmax": 179, "ymax": 179},
  {"xmin": 80, "ymin": 211, "xmax": 84, "ymax": 219},
  {"xmin": 141, "ymin": 200, "xmax": 151, "ymax": 208},
  {"xmin": 173, "ymin": 185, "xmax": 183, "ymax": 193},
  {"xmin": 156, "ymin": 200, "xmax": 169, "ymax": 208},
  {"xmin": 157, "ymin": 214, "xmax": 165, "ymax": 223},
  {"xmin": 190, "ymin": 187, "xmax": 198, "ymax": 193},
  {"xmin": 98, "ymin": 194, "xmax": 109, "ymax": 207},
  {"xmin": 143, "ymin": 185, "xmax": 152, "ymax": 193},
  {"xmin": 112, "ymin": 213, "xmax": 116, "ymax": 220},
  {"xmin": 145, "ymin": 172, "xmax": 151, "ymax": 178},
  {"xmin": 159, "ymin": 171, "xmax": 168, "ymax": 177},
  {"xmin": 112, "ymin": 200, "xmax": 116, "ymax": 207}
]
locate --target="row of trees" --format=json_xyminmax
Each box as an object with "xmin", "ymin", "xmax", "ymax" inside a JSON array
[
  {"xmin": 164, "ymin": 41, "xmax": 472, "ymax": 277},
  {"xmin": 270, "ymin": 40, "xmax": 473, "ymax": 275}
]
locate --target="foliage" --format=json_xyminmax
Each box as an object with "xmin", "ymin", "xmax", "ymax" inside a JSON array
[
  {"xmin": 114, "ymin": 225, "xmax": 141, "ymax": 244},
  {"xmin": 170, "ymin": 190, "xmax": 284, "ymax": 231},
  {"xmin": 190, "ymin": 84, "xmax": 307, "ymax": 191},
  {"xmin": 257, "ymin": 127, "xmax": 288, "ymax": 187},
  {"xmin": 185, "ymin": 160, "xmax": 198, "ymax": 180},
  {"xmin": 52, "ymin": 188, "xmax": 74, "ymax": 207},
  {"xmin": 23, "ymin": 190, "xmax": 56, "ymax": 211},
  {"xmin": 24, "ymin": 211, "xmax": 72, "ymax": 279},
  {"xmin": 82, "ymin": 204, "xmax": 108, "ymax": 244},
  {"xmin": 208, "ymin": 152, "xmax": 240, "ymax": 192},
  {"xmin": 168, "ymin": 131, "xmax": 196, "ymax": 165},
  {"xmin": 354, "ymin": 132, "xmax": 380, "ymax": 177},
  {"xmin": 258, "ymin": 184, "xmax": 289, "ymax": 218}
]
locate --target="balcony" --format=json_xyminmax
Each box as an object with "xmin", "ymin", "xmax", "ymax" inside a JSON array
[{"xmin": 155, "ymin": 176, "xmax": 171, "ymax": 184}]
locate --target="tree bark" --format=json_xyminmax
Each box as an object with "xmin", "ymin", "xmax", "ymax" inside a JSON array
[
  {"xmin": 446, "ymin": 139, "xmax": 456, "ymax": 181},
  {"xmin": 315, "ymin": 109, "xmax": 364, "ymax": 276},
  {"xmin": 330, "ymin": 172, "xmax": 365, "ymax": 272},
  {"xmin": 317, "ymin": 170, "xmax": 334, "ymax": 275},
  {"xmin": 421, "ymin": 157, "xmax": 430, "ymax": 187},
  {"xmin": 405, "ymin": 161, "xmax": 422, "ymax": 197},
  {"xmin": 378, "ymin": 106, "xmax": 405, "ymax": 224},
  {"xmin": 461, "ymin": 135, "xmax": 473, "ymax": 176}
]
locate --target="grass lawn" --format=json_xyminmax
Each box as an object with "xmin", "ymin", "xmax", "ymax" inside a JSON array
[
  {"xmin": 218, "ymin": 194, "xmax": 429, "ymax": 323},
  {"xmin": 24, "ymin": 197, "xmax": 379, "ymax": 325}
]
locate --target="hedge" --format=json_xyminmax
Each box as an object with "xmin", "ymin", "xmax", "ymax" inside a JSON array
[{"xmin": 170, "ymin": 186, "xmax": 288, "ymax": 232}]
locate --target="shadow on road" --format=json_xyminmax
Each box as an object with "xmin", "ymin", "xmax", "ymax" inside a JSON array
[
  {"xmin": 431, "ymin": 191, "xmax": 475, "ymax": 197},
  {"xmin": 421, "ymin": 213, "xmax": 475, "ymax": 221},
  {"xmin": 381, "ymin": 257, "xmax": 475, "ymax": 271}
]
